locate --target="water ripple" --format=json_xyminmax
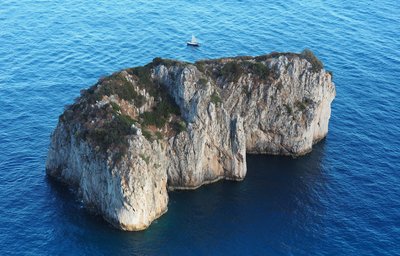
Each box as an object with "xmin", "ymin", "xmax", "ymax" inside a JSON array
[{"xmin": 0, "ymin": 0, "xmax": 399, "ymax": 255}]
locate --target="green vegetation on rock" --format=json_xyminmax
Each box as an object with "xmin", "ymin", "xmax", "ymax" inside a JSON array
[
  {"xmin": 300, "ymin": 49, "xmax": 324, "ymax": 72},
  {"xmin": 174, "ymin": 120, "xmax": 187, "ymax": 133},
  {"xmin": 86, "ymin": 113, "xmax": 136, "ymax": 152},
  {"xmin": 155, "ymin": 131, "xmax": 163, "ymax": 140},
  {"xmin": 98, "ymin": 73, "xmax": 139, "ymax": 102},
  {"xmin": 110, "ymin": 101, "xmax": 121, "ymax": 112},
  {"xmin": 243, "ymin": 61, "xmax": 270, "ymax": 80},
  {"xmin": 151, "ymin": 57, "xmax": 189, "ymax": 68},
  {"xmin": 210, "ymin": 91, "xmax": 222, "ymax": 105},
  {"xmin": 80, "ymin": 72, "xmax": 146, "ymax": 108},
  {"xmin": 127, "ymin": 66, "xmax": 154, "ymax": 94},
  {"xmin": 140, "ymin": 94, "xmax": 180, "ymax": 128},
  {"xmin": 140, "ymin": 154, "xmax": 150, "ymax": 164},
  {"xmin": 59, "ymin": 51, "xmax": 328, "ymax": 163},
  {"xmin": 195, "ymin": 62, "xmax": 206, "ymax": 73},
  {"xmin": 284, "ymin": 104, "xmax": 293, "ymax": 115},
  {"xmin": 142, "ymin": 129, "xmax": 153, "ymax": 142},
  {"xmin": 198, "ymin": 78, "xmax": 208, "ymax": 86},
  {"xmin": 221, "ymin": 61, "xmax": 243, "ymax": 82},
  {"xmin": 295, "ymin": 101, "xmax": 307, "ymax": 111}
]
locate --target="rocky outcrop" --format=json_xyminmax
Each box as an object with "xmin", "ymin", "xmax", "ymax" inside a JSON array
[{"xmin": 46, "ymin": 51, "xmax": 336, "ymax": 231}]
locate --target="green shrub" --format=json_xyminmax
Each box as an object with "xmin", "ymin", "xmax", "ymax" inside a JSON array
[
  {"xmin": 155, "ymin": 131, "xmax": 163, "ymax": 140},
  {"xmin": 295, "ymin": 101, "xmax": 307, "ymax": 111},
  {"xmin": 152, "ymin": 57, "xmax": 163, "ymax": 66},
  {"xmin": 254, "ymin": 52, "xmax": 298, "ymax": 62},
  {"xmin": 158, "ymin": 95, "xmax": 180, "ymax": 116},
  {"xmin": 221, "ymin": 61, "xmax": 242, "ymax": 82},
  {"xmin": 173, "ymin": 120, "xmax": 187, "ymax": 133},
  {"xmin": 127, "ymin": 66, "xmax": 153, "ymax": 90},
  {"xmin": 140, "ymin": 154, "xmax": 150, "ymax": 164},
  {"xmin": 70, "ymin": 62, "xmax": 187, "ymax": 159},
  {"xmin": 86, "ymin": 113, "xmax": 136, "ymax": 152},
  {"xmin": 284, "ymin": 104, "xmax": 293, "ymax": 115},
  {"xmin": 244, "ymin": 61, "xmax": 270, "ymax": 79},
  {"xmin": 80, "ymin": 85, "xmax": 102, "ymax": 104},
  {"xmin": 99, "ymin": 73, "xmax": 138, "ymax": 100},
  {"xmin": 304, "ymin": 98, "xmax": 313, "ymax": 106},
  {"xmin": 110, "ymin": 102, "xmax": 121, "ymax": 112},
  {"xmin": 142, "ymin": 129, "xmax": 153, "ymax": 141},
  {"xmin": 210, "ymin": 91, "xmax": 222, "ymax": 105},
  {"xmin": 195, "ymin": 62, "xmax": 206, "ymax": 73},
  {"xmin": 141, "ymin": 111, "xmax": 166, "ymax": 128},
  {"xmin": 140, "ymin": 94, "xmax": 180, "ymax": 128},
  {"xmin": 134, "ymin": 95, "xmax": 145, "ymax": 108},
  {"xmin": 83, "ymin": 71, "xmax": 149, "ymax": 109},
  {"xmin": 301, "ymin": 49, "xmax": 324, "ymax": 72},
  {"xmin": 151, "ymin": 57, "xmax": 186, "ymax": 68},
  {"xmin": 198, "ymin": 78, "xmax": 208, "ymax": 86},
  {"xmin": 116, "ymin": 114, "xmax": 136, "ymax": 127},
  {"xmin": 165, "ymin": 59, "xmax": 181, "ymax": 67},
  {"xmin": 236, "ymin": 56, "xmax": 253, "ymax": 61}
]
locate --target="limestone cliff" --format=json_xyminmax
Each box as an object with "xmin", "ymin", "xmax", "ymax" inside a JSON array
[{"xmin": 46, "ymin": 50, "xmax": 336, "ymax": 231}]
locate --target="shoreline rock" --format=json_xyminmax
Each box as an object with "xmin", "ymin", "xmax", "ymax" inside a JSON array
[{"xmin": 46, "ymin": 51, "xmax": 336, "ymax": 230}]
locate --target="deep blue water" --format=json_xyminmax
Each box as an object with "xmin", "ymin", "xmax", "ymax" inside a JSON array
[{"xmin": 1, "ymin": 0, "xmax": 399, "ymax": 255}]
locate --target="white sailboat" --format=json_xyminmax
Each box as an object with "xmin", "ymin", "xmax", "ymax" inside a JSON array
[{"xmin": 187, "ymin": 35, "xmax": 200, "ymax": 47}]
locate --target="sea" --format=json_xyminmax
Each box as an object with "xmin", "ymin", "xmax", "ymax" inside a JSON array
[{"xmin": 0, "ymin": 0, "xmax": 399, "ymax": 255}]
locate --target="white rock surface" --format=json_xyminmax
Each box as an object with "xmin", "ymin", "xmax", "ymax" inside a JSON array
[{"xmin": 46, "ymin": 53, "xmax": 336, "ymax": 230}]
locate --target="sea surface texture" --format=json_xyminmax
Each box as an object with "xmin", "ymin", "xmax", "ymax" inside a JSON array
[{"xmin": 1, "ymin": 0, "xmax": 399, "ymax": 255}]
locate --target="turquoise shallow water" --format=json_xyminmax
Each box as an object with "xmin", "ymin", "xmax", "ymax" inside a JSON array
[{"xmin": 0, "ymin": 0, "xmax": 399, "ymax": 255}]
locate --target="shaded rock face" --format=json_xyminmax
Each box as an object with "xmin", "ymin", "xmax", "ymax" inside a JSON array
[
  {"xmin": 46, "ymin": 52, "xmax": 336, "ymax": 231},
  {"xmin": 46, "ymin": 123, "xmax": 168, "ymax": 231}
]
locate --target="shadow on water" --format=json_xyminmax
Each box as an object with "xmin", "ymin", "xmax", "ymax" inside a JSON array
[
  {"xmin": 45, "ymin": 177, "xmax": 130, "ymax": 255},
  {"xmin": 45, "ymin": 177, "xmax": 108, "ymax": 227},
  {"xmin": 163, "ymin": 140, "xmax": 329, "ymax": 254},
  {"xmin": 244, "ymin": 139, "xmax": 329, "ymax": 212},
  {"xmin": 44, "ymin": 140, "xmax": 329, "ymax": 254}
]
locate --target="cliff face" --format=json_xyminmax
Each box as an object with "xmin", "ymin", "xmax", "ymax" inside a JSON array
[{"xmin": 46, "ymin": 51, "xmax": 336, "ymax": 231}]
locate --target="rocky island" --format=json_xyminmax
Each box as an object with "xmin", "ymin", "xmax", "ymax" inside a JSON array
[{"xmin": 46, "ymin": 50, "xmax": 336, "ymax": 231}]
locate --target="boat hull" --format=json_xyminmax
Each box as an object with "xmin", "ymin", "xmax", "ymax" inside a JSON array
[{"xmin": 187, "ymin": 42, "xmax": 200, "ymax": 47}]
